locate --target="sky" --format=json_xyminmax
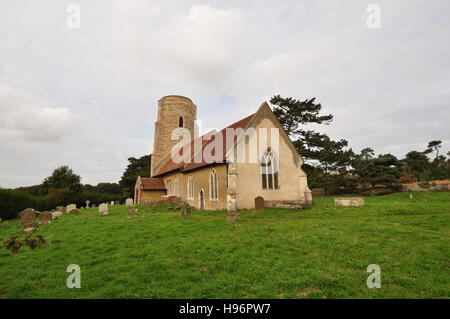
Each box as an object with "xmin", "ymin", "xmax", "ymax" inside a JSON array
[{"xmin": 0, "ymin": 0, "xmax": 449, "ymax": 188}]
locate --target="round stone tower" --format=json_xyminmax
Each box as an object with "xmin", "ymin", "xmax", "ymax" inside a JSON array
[{"xmin": 151, "ymin": 95, "xmax": 197, "ymax": 177}]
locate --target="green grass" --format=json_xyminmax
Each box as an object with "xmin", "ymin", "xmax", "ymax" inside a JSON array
[{"xmin": 0, "ymin": 192, "xmax": 449, "ymax": 299}]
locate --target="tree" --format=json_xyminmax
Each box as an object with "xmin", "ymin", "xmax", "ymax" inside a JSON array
[
  {"xmin": 94, "ymin": 183, "xmax": 121, "ymax": 194},
  {"xmin": 352, "ymin": 151, "xmax": 401, "ymax": 187},
  {"xmin": 46, "ymin": 187, "xmax": 72, "ymax": 207},
  {"xmin": 424, "ymin": 140, "xmax": 442, "ymax": 159},
  {"xmin": 119, "ymin": 155, "xmax": 151, "ymax": 197},
  {"xmin": 314, "ymin": 137, "xmax": 354, "ymax": 174},
  {"xmin": 41, "ymin": 166, "xmax": 82, "ymax": 195},
  {"xmin": 402, "ymin": 151, "xmax": 432, "ymax": 181},
  {"xmin": 270, "ymin": 95, "xmax": 334, "ymax": 162},
  {"xmin": 351, "ymin": 148, "xmax": 375, "ymax": 186}
]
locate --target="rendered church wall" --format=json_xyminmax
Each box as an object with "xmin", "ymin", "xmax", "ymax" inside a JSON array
[
  {"xmin": 160, "ymin": 164, "xmax": 228, "ymax": 210},
  {"xmin": 235, "ymin": 117, "xmax": 309, "ymax": 209}
]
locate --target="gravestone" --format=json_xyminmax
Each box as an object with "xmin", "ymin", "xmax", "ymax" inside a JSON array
[
  {"xmin": 66, "ymin": 204, "xmax": 76, "ymax": 213},
  {"xmin": 24, "ymin": 227, "xmax": 36, "ymax": 235},
  {"xmin": 19, "ymin": 208, "xmax": 37, "ymax": 229},
  {"xmin": 110, "ymin": 201, "xmax": 114, "ymax": 206},
  {"xmin": 334, "ymin": 198, "xmax": 365, "ymax": 207},
  {"xmin": 92, "ymin": 204, "xmax": 96, "ymax": 208},
  {"xmin": 39, "ymin": 211, "xmax": 52, "ymax": 224},
  {"xmin": 52, "ymin": 211, "xmax": 63, "ymax": 219},
  {"xmin": 128, "ymin": 208, "xmax": 138, "ymax": 215},
  {"xmin": 180, "ymin": 202, "xmax": 191, "ymax": 218},
  {"xmin": 114, "ymin": 200, "xmax": 120, "ymax": 205},
  {"xmin": 226, "ymin": 213, "xmax": 240, "ymax": 223},
  {"xmin": 69, "ymin": 209, "xmax": 78, "ymax": 214},
  {"xmin": 85, "ymin": 200, "xmax": 90, "ymax": 208},
  {"xmin": 255, "ymin": 196, "xmax": 265, "ymax": 211},
  {"xmin": 56, "ymin": 206, "xmax": 65, "ymax": 213},
  {"xmin": 99, "ymin": 203, "xmax": 109, "ymax": 216},
  {"xmin": 125, "ymin": 198, "xmax": 134, "ymax": 207}
]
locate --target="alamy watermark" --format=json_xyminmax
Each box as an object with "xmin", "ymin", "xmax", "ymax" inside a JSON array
[
  {"xmin": 66, "ymin": 4, "xmax": 81, "ymax": 29},
  {"xmin": 366, "ymin": 264, "xmax": 381, "ymax": 288},
  {"xmin": 66, "ymin": 264, "xmax": 81, "ymax": 288},
  {"xmin": 170, "ymin": 124, "xmax": 281, "ymax": 173},
  {"xmin": 366, "ymin": 4, "xmax": 381, "ymax": 29}
]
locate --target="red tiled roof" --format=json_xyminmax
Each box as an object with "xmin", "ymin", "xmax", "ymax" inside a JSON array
[
  {"xmin": 153, "ymin": 113, "xmax": 255, "ymax": 177},
  {"xmin": 141, "ymin": 177, "xmax": 166, "ymax": 190}
]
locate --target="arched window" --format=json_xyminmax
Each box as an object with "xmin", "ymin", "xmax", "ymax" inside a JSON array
[
  {"xmin": 261, "ymin": 147, "xmax": 279, "ymax": 189},
  {"xmin": 179, "ymin": 116, "xmax": 184, "ymax": 128},
  {"xmin": 187, "ymin": 175, "xmax": 194, "ymax": 199},
  {"xmin": 209, "ymin": 169, "xmax": 218, "ymax": 200}
]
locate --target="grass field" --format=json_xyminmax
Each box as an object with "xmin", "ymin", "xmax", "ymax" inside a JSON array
[{"xmin": 0, "ymin": 192, "xmax": 449, "ymax": 299}]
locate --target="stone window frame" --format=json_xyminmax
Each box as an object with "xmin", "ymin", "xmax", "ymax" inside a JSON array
[
  {"xmin": 174, "ymin": 176, "xmax": 179, "ymax": 196},
  {"xmin": 261, "ymin": 147, "xmax": 279, "ymax": 190},
  {"xmin": 209, "ymin": 169, "xmax": 218, "ymax": 201},
  {"xmin": 187, "ymin": 175, "xmax": 194, "ymax": 200},
  {"xmin": 166, "ymin": 179, "xmax": 173, "ymax": 195}
]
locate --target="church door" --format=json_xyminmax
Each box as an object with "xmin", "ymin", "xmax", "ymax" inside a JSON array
[{"xmin": 199, "ymin": 189, "xmax": 205, "ymax": 210}]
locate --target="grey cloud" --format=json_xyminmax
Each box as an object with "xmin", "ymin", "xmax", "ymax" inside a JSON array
[{"xmin": 0, "ymin": 0, "xmax": 449, "ymax": 188}]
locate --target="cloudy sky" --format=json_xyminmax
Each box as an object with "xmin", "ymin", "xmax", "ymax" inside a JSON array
[{"xmin": 0, "ymin": 0, "xmax": 449, "ymax": 188}]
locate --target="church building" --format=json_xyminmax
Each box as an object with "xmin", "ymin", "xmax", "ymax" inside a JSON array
[{"xmin": 135, "ymin": 95, "xmax": 312, "ymax": 210}]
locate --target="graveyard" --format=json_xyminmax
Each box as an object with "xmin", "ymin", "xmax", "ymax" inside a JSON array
[{"xmin": 0, "ymin": 192, "xmax": 449, "ymax": 299}]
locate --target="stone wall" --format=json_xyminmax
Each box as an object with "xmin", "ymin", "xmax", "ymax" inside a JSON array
[
  {"xmin": 140, "ymin": 190, "xmax": 167, "ymax": 202},
  {"xmin": 141, "ymin": 196, "xmax": 182, "ymax": 208},
  {"xmin": 151, "ymin": 96, "xmax": 197, "ymax": 176}
]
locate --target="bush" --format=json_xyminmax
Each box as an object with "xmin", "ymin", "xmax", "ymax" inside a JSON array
[
  {"xmin": 0, "ymin": 189, "xmax": 51, "ymax": 220},
  {"xmin": 71, "ymin": 191, "xmax": 128, "ymax": 207},
  {"xmin": 360, "ymin": 188, "xmax": 394, "ymax": 196}
]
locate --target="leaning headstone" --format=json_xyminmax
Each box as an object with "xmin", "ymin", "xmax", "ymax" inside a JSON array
[
  {"xmin": 66, "ymin": 204, "xmax": 76, "ymax": 213},
  {"xmin": 39, "ymin": 211, "xmax": 52, "ymax": 224},
  {"xmin": 52, "ymin": 211, "xmax": 63, "ymax": 219},
  {"xmin": 85, "ymin": 200, "xmax": 90, "ymax": 208},
  {"xmin": 19, "ymin": 208, "xmax": 37, "ymax": 229},
  {"xmin": 334, "ymin": 198, "xmax": 365, "ymax": 207},
  {"xmin": 255, "ymin": 196, "xmax": 265, "ymax": 211},
  {"xmin": 180, "ymin": 202, "xmax": 191, "ymax": 218},
  {"xmin": 128, "ymin": 208, "xmax": 138, "ymax": 215},
  {"xmin": 125, "ymin": 198, "xmax": 134, "ymax": 207},
  {"xmin": 226, "ymin": 213, "xmax": 240, "ymax": 223}
]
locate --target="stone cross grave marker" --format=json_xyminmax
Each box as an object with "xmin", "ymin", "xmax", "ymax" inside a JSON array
[{"xmin": 180, "ymin": 202, "xmax": 191, "ymax": 218}]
